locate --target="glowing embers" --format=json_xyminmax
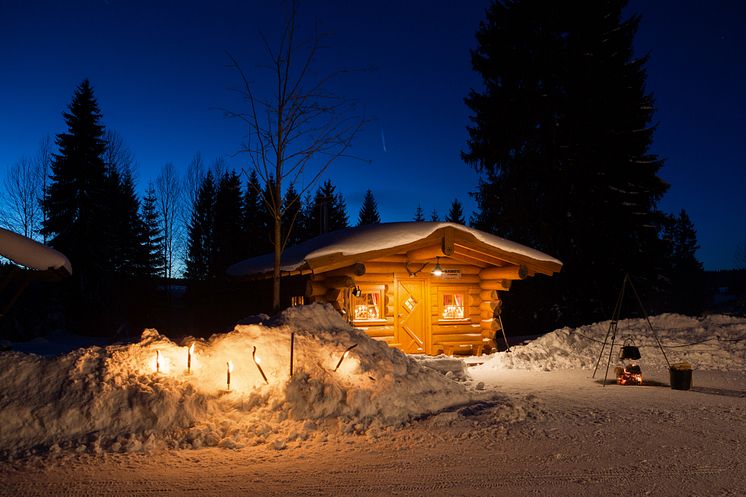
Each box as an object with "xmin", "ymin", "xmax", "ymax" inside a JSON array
[
  {"xmin": 616, "ymin": 337, "xmax": 643, "ymax": 385},
  {"xmin": 616, "ymin": 364, "xmax": 643, "ymax": 385}
]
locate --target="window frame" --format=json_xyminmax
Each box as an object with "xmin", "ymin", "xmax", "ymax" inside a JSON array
[
  {"xmin": 351, "ymin": 285, "xmax": 387, "ymax": 324},
  {"xmin": 437, "ymin": 287, "xmax": 469, "ymax": 322}
]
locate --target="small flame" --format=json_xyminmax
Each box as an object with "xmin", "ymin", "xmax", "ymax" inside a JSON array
[
  {"xmin": 189, "ymin": 343, "xmax": 195, "ymax": 355},
  {"xmin": 152, "ymin": 349, "xmax": 171, "ymax": 373},
  {"xmin": 254, "ymin": 355, "xmax": 261, "ymax": 365},
  {"xmin": 227, "ymin": 360, "xmax": 234, "ymax": 372}
]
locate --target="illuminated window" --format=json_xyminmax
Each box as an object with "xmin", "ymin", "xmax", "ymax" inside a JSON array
[
  {"xmin": 441, "ymin": 293, "xmax": 465, "ymax": 320},
  {"xmin": 291, "ymin": 296, "xmax": 305, "ymax": 307},
  {"xmin": 353, "ymin": 288, "xmax": 384, "ymax": 321}
]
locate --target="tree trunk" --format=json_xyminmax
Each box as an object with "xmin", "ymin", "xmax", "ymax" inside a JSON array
[{"xmin": 273, "ymin": 213, "xmax": 282, "ymax": 312}]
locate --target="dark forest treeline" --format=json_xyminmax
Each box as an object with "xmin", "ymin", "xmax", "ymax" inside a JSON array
[
  {"xmin": 1, "ymin": 0, "xmax": 724, "ymax": 340},
  {"xmin": 0, "ymin": 79, "xmax": 389, "ymax": 337}
]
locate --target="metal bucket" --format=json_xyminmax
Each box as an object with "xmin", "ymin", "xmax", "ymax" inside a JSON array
[{"xmin": 669, "ymin": 362, "xmax": 693, "ymax": 390}]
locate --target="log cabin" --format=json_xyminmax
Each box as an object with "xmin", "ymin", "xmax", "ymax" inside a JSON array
[{"xmin": 227, "ymin": 222, "xmax": 562, "ymax": 356}]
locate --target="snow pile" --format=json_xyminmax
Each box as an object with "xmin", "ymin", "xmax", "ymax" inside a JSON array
[
  {"xmin": 476, "ymin": 313, "xmax": 746, "ymax": 373},
  {"xmin": 0, "ymin": 304, "xmax": 474, "ymax": 456}
]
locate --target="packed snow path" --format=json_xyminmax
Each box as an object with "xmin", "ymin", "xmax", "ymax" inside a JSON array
[
  {"xmin": 2, "ymin": 368, "xmax": 744, "ymax": 497},
  {"xmin": 1, "ymin": 308, "xmax": 745, "ymax": 496}
]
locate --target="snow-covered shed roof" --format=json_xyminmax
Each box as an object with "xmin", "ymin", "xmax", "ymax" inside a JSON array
[
  {"xmin": 227, "ymin": 222, "xmax": 561, "ymax": 279},
  {"xmin": 0, "ymin": 227, "xmax": 72, "ymax": 275}
]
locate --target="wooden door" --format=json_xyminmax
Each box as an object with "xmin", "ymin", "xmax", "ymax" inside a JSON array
[{"xmin": 396, "ymin": 278, "xmax": 428, "ymax": 354}]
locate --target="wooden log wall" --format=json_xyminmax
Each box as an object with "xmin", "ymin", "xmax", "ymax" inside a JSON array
[
  {"xmin": 304, "ymin": 258, "xmax": 519, "ymax": 355},
  {"xmin": 351, "ymin": 271, "xmax": 397, "ymax": 345}
]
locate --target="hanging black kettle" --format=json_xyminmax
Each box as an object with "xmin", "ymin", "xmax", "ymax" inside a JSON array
[{"xmin": 620, "ymin": 337, "xmax": 641, "ymax": 361}]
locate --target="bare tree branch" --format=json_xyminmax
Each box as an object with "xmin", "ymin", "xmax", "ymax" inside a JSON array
[{"xmin": 226, "ymin": 0, "xmax": 367, "ymax": 310}]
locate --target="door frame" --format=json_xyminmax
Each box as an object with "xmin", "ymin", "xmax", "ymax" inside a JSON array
[{"xmin": 393, "ymin": 275, "xmax": 431, "ymax": 354}]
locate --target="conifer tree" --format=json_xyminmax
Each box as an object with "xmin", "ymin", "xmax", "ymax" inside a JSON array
[
  {"xmin": 357, "ymin": 189, "xmax": 381, "ymax": 226},
  {"xmin": 463, "ymin": 0, "xmax": 669, "ymax": 326},
  {"xmin": 661, "ymin": 209, "xmax": 704, "ymax": 313},
  {"xmin": 282, "ymin": 183, "xmax": 305, "ymax": 247},
  {"xmin": 307, "ymin": 180, "xmax": 348, "ymax": 235},
  {"xmin": 185, "ymin": 170, "xmax": 216, "ymax": 280},
  {"xmin": 213, "ymin": 170, "xmax": 244, "ymax": 276},
  {"xmin": 413, "ymin": 203, "xmax": 425, "ymax": 222},
  {"xmin": 141, "ymin": 182, "xmax": 164, "ymax": 277},
  {"xmin": 42, "ymin": 79, "xmax": 109, "ymax": 277},
  {"xmin": 445, "ymin": 198, "xmax": 466, "ymax": 225},
  {"xmin": 241, "ymin": 170, "xmax": 265, "ymax": 257},
  {"xmin": 430, "ymin": 209, "xmax": 440, "ymax": 222},
  {"xmin": 106, "ymin": 167, "xmax": 149, "ymax": 276}
]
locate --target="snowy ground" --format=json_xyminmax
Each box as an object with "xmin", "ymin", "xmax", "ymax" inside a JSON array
[{"xmin": 1, "ymin": 307, "xmax": 745, "ymax": 496}]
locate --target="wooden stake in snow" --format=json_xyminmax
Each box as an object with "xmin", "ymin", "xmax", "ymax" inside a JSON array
[
  {"xmin": 187, "ymin": 343, "xmax": 194, "ymax": 374},
  {"xmin": 156, "ymin": 350, "xmax": 161, "ymax": 374},
  {"xmin": 334, "ymin": 344, "xmax": 359, "ymax": 372},
  {"xmin": 252, "ymin": 346, "xmax": 269, "ymax": 384},
  {"xmin": 227, "ymin": 360, "xmax": 234, "ymax": 390}
]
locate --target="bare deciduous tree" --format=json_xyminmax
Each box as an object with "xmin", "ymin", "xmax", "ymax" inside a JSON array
[
  {"xmin": 1, "ymin": 154, "xmax": 44, "ymax": 238},
  {"xmin": 104, "ymin": 129, "xmax": 135, "ymax": 175},
  {"xmin": 36, "ymin": 135, "xmax": 52, "ymax": 242},
  {"xmin": 156, "ymin": 162, "xmax": 182, "ymax": 278},
  {"xmin": 227, "ymin": 2, "xmax": 365, "ymax": 310}
]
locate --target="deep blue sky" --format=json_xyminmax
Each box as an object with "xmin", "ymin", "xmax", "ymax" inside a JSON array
[{"xmin": 1, "ymin": 1, "xmax": 744, "ymax": 270}]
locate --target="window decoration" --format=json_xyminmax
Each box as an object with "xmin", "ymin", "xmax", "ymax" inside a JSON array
[
  {"xmin": 353, "ymin": 289, "xmax": 384, "ymax": 321},
  {"xmin": 441, "ymin": 293, "xmax": 465, "ymax": 320}
]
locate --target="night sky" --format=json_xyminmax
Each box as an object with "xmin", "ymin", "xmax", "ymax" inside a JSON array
[{"xmin": 1, "ymin": 1, "xmax": 744, "ymax": 270}]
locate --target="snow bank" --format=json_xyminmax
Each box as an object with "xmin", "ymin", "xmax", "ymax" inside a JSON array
[
  {"xmin": 475, "ymin": 313, "xmax": 746, "ymax": 373},
  {"xmin": 0, "ymin": 304, "xmax": 473, "ymax": 456}
]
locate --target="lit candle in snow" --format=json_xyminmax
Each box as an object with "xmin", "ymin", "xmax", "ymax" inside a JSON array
[
  {"xmin": 187, "ymin": 343, "xmax": 195, "ymax": 374},
  {"xmin": 227, "ymin": 360, "xmax": 234, "ymax": 390}
]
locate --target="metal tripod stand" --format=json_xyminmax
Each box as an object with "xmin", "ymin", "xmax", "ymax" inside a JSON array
[{"xmin": 592, "ymin": 274, "xmax": 670, "ymax": 386}]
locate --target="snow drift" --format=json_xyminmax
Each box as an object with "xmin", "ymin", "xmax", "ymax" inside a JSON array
[
  {"xmin": 0, "ymin": 304, "xmax": 473, "ymax": 456},
  {"xmin": 475, "ymin": 313, "xmax": 746, "ymax": 373}
]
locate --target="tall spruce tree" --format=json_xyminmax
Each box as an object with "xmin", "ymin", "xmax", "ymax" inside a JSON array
[
  {"xmin": 413, "ymin": 203, "xmax": 425, "ymax": 222},
  {"xmin": 661, "ymin": 209, "xmax": 704, "ymax": 313},
  {"xmin": 241, "ymin": 170, "xmax": 265, "ymax": 257},
  {"xmin": 185, "ymin": 170, "xmax": 216, "ymax": 280},
  {"xmin": 42, "ymin": 79, "xmax": 109, "ymax": 277},
  {"xmin": 141, "ymin": 182, "xmax": 164, "ymax": 277},
  {"xmin": 282, "ymin": 183, "xmax": 305, "ymax": 247},
  {"xmin": 106, "ymin": 167, "xmax": 150, "ymax": 276},
  {"xmin": 463, "ymin": 0, "xmax": 669, "ymax": 326},
  {"xmin": 357, "ymin": 189, "xmax": 381, "ymax": 226},
  {"xmin": 213, "ymin": 170, "xmax": 244, "ymax": 277},
  {"xmin": 445, "ymin": 198, "xmax": 466, "ymax": 225},
  {"xmin": 307, "ymin": 180, "xmax": 348, "ymax": 235}
]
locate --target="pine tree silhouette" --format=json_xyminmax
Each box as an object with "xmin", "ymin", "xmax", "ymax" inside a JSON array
[
  {"xmin": 141, "ymin": 182, "xmax": 164, "ymax": 278},
  {"xmin": 445, "ymin": 199, "xmax": 466, "ymax": 225},
  {"xmin": 185, "ymin": 170, "xmax": 216, "ymax": 280},
  {"xmin": 42, "ymin": 79, "xmax": 109, "ymax": 277},
  {"xmin": 463, "ymin": 0, "xmax": 669, "ymax": 326},
  {"xmin": 357, "ymin": 189, "xmax": 381, "ymax": 226}
]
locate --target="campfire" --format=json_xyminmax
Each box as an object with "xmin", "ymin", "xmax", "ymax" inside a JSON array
[
  {"xmin": 616, "ymin": 365, "xmax": 643, "ymax": 385},
  {"xmin": 615, "ymin": 338, "xmax": 643, "ymax": 385}
]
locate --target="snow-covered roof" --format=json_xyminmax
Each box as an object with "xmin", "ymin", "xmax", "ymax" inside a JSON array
[
  {"xmin": 0, "ymin": 227, "xmax": 72, "ymax": 275},
  {"xmin": 227, "ymin": 222, "xmax": 561, "ymax": 278}
]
